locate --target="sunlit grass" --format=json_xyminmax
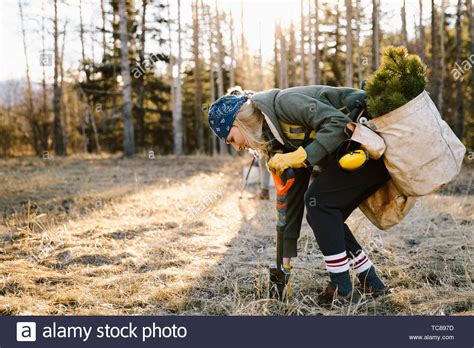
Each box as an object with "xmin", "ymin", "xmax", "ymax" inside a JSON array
[{"xmin": 0, "ymin": 155, "xmax": 472, "ymax": 315}]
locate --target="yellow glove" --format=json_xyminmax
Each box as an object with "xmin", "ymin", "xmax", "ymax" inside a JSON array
[{"xmin": 268, "ymin": 147, "xmax": 308, "ymax": 176}]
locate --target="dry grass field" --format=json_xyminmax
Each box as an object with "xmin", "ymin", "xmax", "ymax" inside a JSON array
[{"xmin": 0, "ymin": 154, "xmax": 472, "ymax": 315}]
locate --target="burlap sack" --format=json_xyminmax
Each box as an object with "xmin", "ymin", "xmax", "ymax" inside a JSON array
[
  {"xmin": 359, "ymin": 179, "xmax": 416, "ymax": 230},
  {"xmin": 344, "ymin": 122, "xmax": 413, "ymax": 228},
  {"xmin": 366, "ymin": 90, "xmax": 466, "ymax": 197}
]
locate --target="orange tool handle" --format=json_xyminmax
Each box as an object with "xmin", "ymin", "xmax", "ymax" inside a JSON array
[{"xmin": 271, "ymin": 169, "xmax": 296, "ymax": 196}]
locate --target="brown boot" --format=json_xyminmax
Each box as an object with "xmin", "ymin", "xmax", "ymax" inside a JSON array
[
  {"xmin": 258, "ymin": 188, "xmax": 269, "ymax": 200},
  {"xmin": 357, "ymin": 284, "xmax": 391, "ymax": 298},
  {"xmin": 317, "ymin": 283, "xmax": 362, "ymax": 306}
]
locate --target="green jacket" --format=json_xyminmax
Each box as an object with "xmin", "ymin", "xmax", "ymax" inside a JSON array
[{"xmin": 251, "ymin": 85, "xmax": 367, "ymax": 166}]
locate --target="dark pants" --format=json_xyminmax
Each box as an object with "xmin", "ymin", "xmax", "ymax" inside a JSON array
[{"xmin": 282, "ymin": 156, "xmax": 391, "ymax": 259}]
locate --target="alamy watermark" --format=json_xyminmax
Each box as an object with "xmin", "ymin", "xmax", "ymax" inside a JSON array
[
  {"xmin": 451, "ymin": 54, "xmax": 474, "ymax": 81},
  {"xmin": 184, "ymin": 185, "xmax": 224, "ymax": 221},
  {"xmin": 132, "ymin": 52, "xmax": 167, "ymax": 79}
]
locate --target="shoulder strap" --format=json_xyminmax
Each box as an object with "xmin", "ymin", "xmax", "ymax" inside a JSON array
[{"xmin": 278, "ymin": 119, "xmax": 316, "ymax": 144}]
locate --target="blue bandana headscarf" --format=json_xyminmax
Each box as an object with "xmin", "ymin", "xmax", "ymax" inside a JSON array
[{"xmin": 208, "ymin": 95, "xmax": 249, "ymax": 141}]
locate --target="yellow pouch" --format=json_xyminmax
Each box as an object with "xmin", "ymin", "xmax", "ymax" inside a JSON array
[{"xmin": 338, "ymin": 149, "xmax": 369, "ymax": 171}]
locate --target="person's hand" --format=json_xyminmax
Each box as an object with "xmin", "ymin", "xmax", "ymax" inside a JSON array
[{"xmin": 268, "ymin": 147, "xmax": 308, "ymax": 176}]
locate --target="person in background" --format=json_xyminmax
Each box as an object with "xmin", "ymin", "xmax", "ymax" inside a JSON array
[{"xmin": 258, "ymin": 155, "xmax": 270, "ymax": 200}]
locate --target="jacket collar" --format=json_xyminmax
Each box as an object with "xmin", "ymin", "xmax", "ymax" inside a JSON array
[{"xmin": 250, "ymin": 89, "xmax": 292, "ymax": 148}]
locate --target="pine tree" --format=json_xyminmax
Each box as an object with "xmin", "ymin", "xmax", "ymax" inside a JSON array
[{"xmin": 366, "ymin": 46, "xmax": 428, "ymax": 117}]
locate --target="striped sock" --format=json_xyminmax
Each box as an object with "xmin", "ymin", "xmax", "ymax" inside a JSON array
[
  {"xmin": 323, "ymin": 251, "xmax": 350, "ymax": 273},
  {"xmin": 348, "ymin": 250, "xmax": 373, "ymax": 274}
]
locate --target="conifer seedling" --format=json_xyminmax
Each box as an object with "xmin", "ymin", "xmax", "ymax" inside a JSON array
[{"xmin": 366, "ymin": 46, "xmax": 428, "ymax": 118}]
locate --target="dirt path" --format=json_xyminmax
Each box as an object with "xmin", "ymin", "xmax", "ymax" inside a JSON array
[{"xmin": 0, "ymin": 155, "xmax": 472, "ymax": 315}]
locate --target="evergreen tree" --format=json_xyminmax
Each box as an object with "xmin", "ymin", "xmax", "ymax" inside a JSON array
[{"xmin": 366, "ymin": 46, "xmax": 428, "ymax": 117}]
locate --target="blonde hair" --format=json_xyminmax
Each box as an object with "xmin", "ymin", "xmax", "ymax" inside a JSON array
[{"xmin": 233, "ymin": 100, "xmax": 270, "ymax": 157}]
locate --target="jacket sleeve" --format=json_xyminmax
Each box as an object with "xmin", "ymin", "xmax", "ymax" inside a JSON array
[{"xmin": 276, "ymin": 92, "xmax": 352, "ymax": 166}]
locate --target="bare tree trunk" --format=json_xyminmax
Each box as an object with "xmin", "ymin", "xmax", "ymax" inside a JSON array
[
  {"xmin": 53, "ymin": 0, "xmax": 67, "ymax": 156},
  {"xmin": 431, "ymin": 0, "xmax": 439, "ymax": 107},
  {"xmin": 454, "ymin": 0, "xmax": 464, "ymax": 139},
  {"xmin": 322, "ymin": 36, "xmax": 328, "ymax": 84},
  {"xmin": 192, "ymin": 0, "xmax": 204, "ymax": 153},
  {"xmin": 79, "ymin": 0, "xmax": 99, "ymax": 153},
  {"xmin": 345, "ymin": 0, "xmax": 353, "ymax": 87},
  {"xmin": 214, "ymin": 0, "xmax": 225, "ymax": 155},
  {"xmin": 79, "ymin": 0, "xmax": 89, "ymax": 80},
  {"xmin": 81, "ymin": 113, "xmax": 88, "ymax": 153},
  {"xmin": 274, "ymin": 21, "xmax": 281, "ymax": 88},
  {"xmin": 308, "ymin": 0, "xmax": 315, "ymax": 84},
  {"xmin": 257, "ymin": 21, "xmax": 264, "ymax": 91},
  {"xmin": 205, "ymin": 2, "xmax": 217, "ymax": 155},
  {"xmin": 166, "ymin": 0, "xmax": 176, "ymax": 153},
  {"xmin": 40, "ymin": 0, "xmax": 49, "ymax": 152},
  {"xmin": 19, "ymin": 0, "xmax": 40, "ymax": 155},
  {"xmin": 60, "ymin": 21, "xmax": 68, "ymax": 150},
  {"xmin": 356, "ymin": 0, "xmax": 363, "ymax": 85},
  {"xmin": 229, "ymin": 11, "xmax": 236, "ymax": 88},
  {"xmin": 112, "ymin": 7, "xmax": 119, "ymax": 122},
  {"xmin": 438, "ymin": 0, "xmax": 446, "ymax": 112},
  {"xmin": 278, "ymin": 21, "xmax": 288, "ymax": 89},
  {"xmin": 118, "ymin": 0, "xmax": 135, "ymax": 156},
  {"xmin": 333, "ymin": 1, "xmax": 343, "ymax": 82},
  {"xmin": 240, "ymin": 0, "xmax": 250, "ymax": 87},
  {"xmin": 414, "ymin": 12, "xmax": 419, "ymax": 52},
  {"xmin": 19, "ymin": 0, "xmax": 34, "ymax": 115},
  {"xmin": 173, "ymin": 0, "xmax": 183, "ymax": 155},
  {"xmin": 372, "ymin": 0, "xmax": 380, "ymax": 71},
  {"xmin": 101, "ymin": 0, "xmax": 107, "ymax": 61},
  {"xmin": 289, "ymin": 21, "xmax": 297, "ymax": 87},
  {"xmin": 401, "ymin": 0, "xmax": 408, "ymax": 47},
  {"xmin": 90, "ymin": 21, "xmax": 95, "ymax": 63},
  {"xmin": 210, "ymin": 71, "xmax": 216, "ymax": 155},
  {"xmin": 215, "ymin": 0, "xmax": 224, "ymax": 98},
  {"xmin": 300, "ymin": 0, "xmax": 306, "ymax": 85},
  {"xmin": 419, "ymin": 0, "xmax": 425, "ymax": 62},
  {"xmin": 166, "ymin": 1, "xmax": 174, "ymax": 113},
  {"xmin": 136, "ymin": 0, "xmax": 148, "ymax": 150},
  {"xmin": 469, "ymin": 0, "xmax": 474, "ymax": 120},
  {"xmin": 240, "ymin": 0, "xmax": 244, "ymax": 61},
  {"xmin": 314, "ymin": 0, "xmax": 321, "ymax": 84},
  {"xmin": 89, "ymin": 14, "xmax": 101, "ymax": 153}
]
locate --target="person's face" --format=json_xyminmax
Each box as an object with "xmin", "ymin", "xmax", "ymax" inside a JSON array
[{"xmin": 226, "ymin": 126, "xmax": 247, "ymax": 151}]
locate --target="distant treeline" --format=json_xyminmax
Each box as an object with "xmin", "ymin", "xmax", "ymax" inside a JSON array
[{"xmin": 0, "ymin": 0, "xmax": 472, "ymax": 158}]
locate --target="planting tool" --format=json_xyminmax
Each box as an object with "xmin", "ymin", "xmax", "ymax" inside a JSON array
[
  {"xmin": 239, "ymin": 155, "xmax": 256, "ymax": 199},
  {"xmin": 269, "ymin": 168, "xmax": 295, "ymax": 300}
]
